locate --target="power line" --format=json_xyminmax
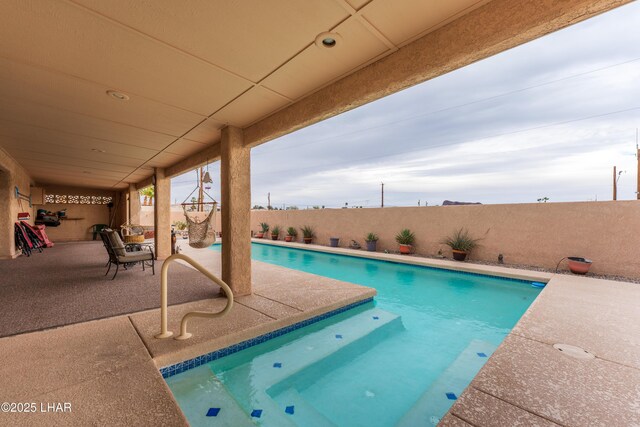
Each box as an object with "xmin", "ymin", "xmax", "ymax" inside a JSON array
[
  {"xmin": 252, "ymin": 56, "xmax": 640, "ymax": 157},
  {"xmin": 250, "ymin": 106, "xmax": 640, "ymax": 177}
]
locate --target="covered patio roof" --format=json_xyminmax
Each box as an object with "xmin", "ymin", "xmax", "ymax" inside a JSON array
[{"xmin": 0, "ymin": 0, "xmax": 629, "ymax": 188}]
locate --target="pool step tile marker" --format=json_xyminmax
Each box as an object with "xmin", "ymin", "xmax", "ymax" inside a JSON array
[
  {"xmin": 335, "ymin": 334, "xmax": 343, "ymax": 339},
  {"xmin": 373, "ymin": 316, "xmax": 379, "ymax": 320},
  {"xmin": 273, "ymin": 387, "xmax": 338, "ymax": 427},
  {"xmin": 396, "ymin": 339, "xmax": 496, "ymax": 427},
  {"xmin": 476, "ymin": 352, "xmax": 487, "ymax": 357},
  {"xmin": 251, "ymin": 409, "xmax": 263, "ymax": 418},
  {"xmin": 273, "ymin": 362, "xmax": 282, "ymax": 368},
  {"xmin": 206, "ymin": 407, "xmax": 220, "ymax": 417}
]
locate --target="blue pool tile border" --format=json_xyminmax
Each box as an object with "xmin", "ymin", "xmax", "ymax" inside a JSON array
[
  {"xmin": 159, "ymin": 297, "xmax": 374, "ymax": 379},
  {"xmin": 250, "ymin": 241, "xmax": 543, "ymax": 286}
]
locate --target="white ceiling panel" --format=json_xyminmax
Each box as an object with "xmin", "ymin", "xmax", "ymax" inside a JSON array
[
  {"xmin": 0, "ymin": 101, "xmax": 177, "ymax": 150},
  {"xmin": 164, "ymin": 138, "xmax": 209, "ymax": 156},
  {"xmin": 361, "ymin": 0, "xmax": 489, "ymax": 46},
  {"xmin": 144, "ymin": 152, "xmax": 184, "ymax": 168},
  {"xmin": 8, "ymin": 148, "xmax": 145, "ymax": 171},
  {"xmin": 71, "ymin": 0, "xmax": 350, "ymax": 82},
  {"xmin": 182, "ymin": 119, "xmax": 224, "ymax": 145},
  {"xmin": 0, "ymin": 1, "xmax": 496, "ymax": 189},
  {"xmin": 0, "ymin": 58, "xmax": 206, "ymax": 138},
  {"xmin": 261, "ymin": 17, "xmax": 389, "ymax": 100},
  {"xmin": 212, "ymin": 87, "xmax": 291, "ymax": 127},
  {"xmin": 0, "ymin": 121, "xmax": 159, "ymax": 161},
  {"xmin": 0, "ymin": 0, "xmax": 252, "ymax": 115}
]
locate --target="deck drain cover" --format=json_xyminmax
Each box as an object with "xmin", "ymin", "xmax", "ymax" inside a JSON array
[{"xmin": 553, "ymin": 343, "xmax": 594, "ymax": 359}]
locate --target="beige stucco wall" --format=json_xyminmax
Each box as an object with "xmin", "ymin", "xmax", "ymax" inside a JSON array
[
  {"xmin": 34, "ymin": 186, "xmax": 117, "ymax": 242},
  {"xmin": 251, "ymin": 201, "xmax": 640, "ymax": 278},
  {"xmin": 0, "ymin": 147, "xmax": 34, "ymax": 258}
]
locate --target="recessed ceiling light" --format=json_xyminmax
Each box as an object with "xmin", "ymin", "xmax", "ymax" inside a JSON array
[
  {"xmin": 315, "ymin": 32, "xmax": 342, "ymax": 49},
  {"xmin": 106, "ymin": 90, "xmax": 130, "ymax": 101},
  {"xmin": 91, "ymin": 148, "xmax": 106, "ymax": 153},
  {"xmin": 322, "ymin": 37, "xmax": 336, "ymax": 47}
]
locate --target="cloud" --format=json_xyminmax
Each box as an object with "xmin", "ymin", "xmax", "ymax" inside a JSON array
[{"xmin": 173, "ymin": 2, "xmax": 640, "ymax": 208}]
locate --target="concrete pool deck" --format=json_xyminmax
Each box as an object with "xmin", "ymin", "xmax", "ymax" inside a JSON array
[{"xmin": 0, "ymin": 241, "xmax": 638, "ymax": 426}]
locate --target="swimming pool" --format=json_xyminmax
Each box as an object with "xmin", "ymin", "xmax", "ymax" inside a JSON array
[{"xmin": 166, "ymin": 243, "xmax": 541, "ymax": 426}]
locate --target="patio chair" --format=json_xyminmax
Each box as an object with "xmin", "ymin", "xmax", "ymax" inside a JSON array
[{"xmin": 99, "ymin": 229, "xmax": 155, "ymax": 280}]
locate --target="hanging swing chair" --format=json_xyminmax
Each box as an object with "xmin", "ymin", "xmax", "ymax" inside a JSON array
[{"xmin": 181, "ymin": 181, "xmax": 218, "ymax": 249}]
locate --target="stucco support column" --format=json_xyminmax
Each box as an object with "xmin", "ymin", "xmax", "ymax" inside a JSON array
[
  {"xmin": 128, "ymin": 183, "xmax": 141, "ymax": 226},
  {"xmin": 153, "ymin": 168, "xmax": 171, "ymax": 260},
  {"xmin": 221, "ymin": 125, "xmax": 252, "ymax": 296},
  {"xmin": 0, "ymin": 170, "xmax": 14, "ymax": 259}
]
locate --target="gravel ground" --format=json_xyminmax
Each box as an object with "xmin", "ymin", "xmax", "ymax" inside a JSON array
[{"xmin": 343, "ymin": 245, "xmax": 640, "ymax": 284}]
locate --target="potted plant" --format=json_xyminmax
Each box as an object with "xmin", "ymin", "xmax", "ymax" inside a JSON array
[
  {"xmin": 365, "ymin": 233, "xmax": 378, "ymax": 252},
  {"xmin": 256, "ymin": 222, "xmax": 269, "ymax": 239},
  {"xmin": 441, "ymin": 228, "xmax": 481, "ymax": 261},
  {"xmin": 285, "ymin": 227, "xmax": 297, "ymax": 242},
  {"xmin": 395, "ymin": 229, "xmax": 415, "ymax": 254},
  {"xmin": 329, "ymin": 236, "xmax": 340, "ymax": 247},
  {"xmin": 301, "ymin": 225, "xmax": 315, "ymax": 244},
  {"xmin": 271, "ymin": 225, "xmax": 280, "ymax": 240}
]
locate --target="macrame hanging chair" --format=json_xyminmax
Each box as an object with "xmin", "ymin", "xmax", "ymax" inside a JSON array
[
  {"xmin": 183, "ymin": 203, "xmax": 217, "ymax": 248},
  {"xmin": 181, "ymin": 168, "xmax": 218, "ymax": 249}
]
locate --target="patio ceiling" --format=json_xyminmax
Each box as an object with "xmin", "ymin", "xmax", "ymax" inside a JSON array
[
  {"xmin": 0, "ymin": 0, "xmax": 490, "ymax": 189},
  {"xmin": 0, "ymin": 0, "xmax": 627, "ymax": 190}
]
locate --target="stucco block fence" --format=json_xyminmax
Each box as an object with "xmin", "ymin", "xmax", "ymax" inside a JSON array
[{"xmin": 251, "ymin": 201, "xmax": 640, "ymax": 279}]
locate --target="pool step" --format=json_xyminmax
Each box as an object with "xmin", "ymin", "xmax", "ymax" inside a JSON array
[
  {"xmin": 166, "ymin": 365, "xmax": 258, "ymax": 427},
  {"xmin": 396, "ymin": 339, "xmax": 496, "ymax": 427},
  {"xmin": 267, "ymin": 307, "xmax": 405, "ymax": 397},
  {"xmin": 214, "ymin": 307, "xmax": 405, "ymax": 426},
  {"xmin": 272, "ymin": 388, "xmax": 338, "ymax": 427}
]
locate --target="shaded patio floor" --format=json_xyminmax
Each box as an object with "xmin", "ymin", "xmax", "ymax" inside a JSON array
[{"xmin": 0, "ymin": 241, "xmax": 220, "ymax": 337}]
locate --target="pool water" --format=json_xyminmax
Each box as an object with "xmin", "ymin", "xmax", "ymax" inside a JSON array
[{"xmin": 166, "ymin": 243, "xmax": 541, "ymax": 426}]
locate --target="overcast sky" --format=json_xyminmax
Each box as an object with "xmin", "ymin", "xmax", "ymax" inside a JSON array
[{"xmin": 172, "ymin": 2, "xmax": 640, "ymax": 208}]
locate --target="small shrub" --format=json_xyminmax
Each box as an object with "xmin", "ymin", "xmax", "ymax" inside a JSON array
[
  {"xmin": 260, "ymin": 222, "xmax": 269, "ymax": 233},
  {"xmin": 286, "ymin": 227, "xmax": 298, "ymax": 237},
  {"xmin": 441, "ymin": 228, "xmax": 481, "ymax": 252},
  {"xmin": 395, "ymin": 229, "xmax": 415, "ymax": 245},
  {"xmin": 271, "ymin": 225, "xmax": 280, "ymax": 235},
  {"xmin": 301, "ymin": 225, "xmax": 315, "ymax": 239},
  {"xmin": 365, "ymin": 233, "xmax": 379, "ymax": 242},
  {"xmin": 173, "ymin": 220, "xmax": 187, "ymax": 231}
]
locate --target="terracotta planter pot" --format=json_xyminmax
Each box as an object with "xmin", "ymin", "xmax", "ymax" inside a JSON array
[
  {"xmin": 271, "ymin": 234, "xmax": 279, "ymax": 240},
  {"xmin": 366, "ymin": 241, "xmax": 377, "ymax": 252},
  {"xmin": 452, "ymin": 250, "xmax": 468, "ymax": 261},
  {"xmin": 285, "ymin": 236, "xmax": 293, "ymax": 242},
  {"xmin": 568, "ymin": 257, "xmax": 592, "ymax": 274},
  {"xmin": 329, "ymin": 237, "xmax": 340, "ymax": 247},
  {"xmin": 399, "ymin": 244, "xmax": 412, "ymax": 254},
  {"xmin": 303, "ymin": 237, "xmax": 313, "ymax": 244},
  {"xmin": 255, "ymin": 232, "xmax": 264, "ymax": 239}
]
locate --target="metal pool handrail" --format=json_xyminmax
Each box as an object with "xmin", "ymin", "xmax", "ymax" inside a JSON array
[{"xmin": 155, "ymin": 253, "xmax": 234, "ymax": 340}]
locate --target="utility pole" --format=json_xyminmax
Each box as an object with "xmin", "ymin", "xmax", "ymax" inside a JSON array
[
  {"xmin": 613, "ymin": 166, "xmax": 617, "ymax": 201},
  {"xmin": 197, "ymin": 167, "xmax": 204, "ymax": 211},
  {"xmin": 381, "ymin": 182, "xmax": 384, "ymax": 208},
  {"xmin": 636, "ymin": 128, "xmax": 639, "ymax": 200},
  {"xmin": 267, "ymin": 192, "xmax": 271, "ymax": 210}
]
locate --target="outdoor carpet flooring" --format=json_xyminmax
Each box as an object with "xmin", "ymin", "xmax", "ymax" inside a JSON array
[{"xmin": 0, "ymin": 241, "xmax": 220, "ymax": 337}]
